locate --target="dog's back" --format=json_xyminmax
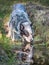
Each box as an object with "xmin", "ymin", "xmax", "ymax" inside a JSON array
[
  {"xmin": 12, "ymin": 4, "xmax": 26, "ymax": 12},
  {"xmin": 9, "ymin": 4, "xmax": 27, "ymax": 29}
]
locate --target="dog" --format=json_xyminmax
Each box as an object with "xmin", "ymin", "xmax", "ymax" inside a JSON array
[{"xmin": 5, "ymin": 4, "xmax": 34, "ymax": 43}]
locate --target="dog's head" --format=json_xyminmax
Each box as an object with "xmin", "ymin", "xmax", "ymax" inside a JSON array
[{"xmin": 20, "ymin": 22, "xmax": 33, "ymax": 43}]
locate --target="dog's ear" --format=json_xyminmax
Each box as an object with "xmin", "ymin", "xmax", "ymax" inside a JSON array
[{"xmin": 20, "ymin": 23, "xmax": 24, "ymax": 31}]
